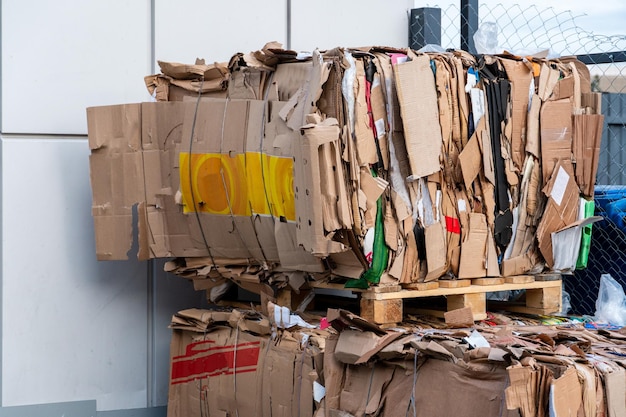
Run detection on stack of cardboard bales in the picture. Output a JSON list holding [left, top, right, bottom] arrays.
[[167, 306, 626, 417], [87, 43, 603, 293]]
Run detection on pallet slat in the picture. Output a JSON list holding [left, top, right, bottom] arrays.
[[361, 279, 562, 300], [279, 276, 563, 325]]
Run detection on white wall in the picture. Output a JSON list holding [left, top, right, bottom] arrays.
[[1, 0, 152, 135], [291, 0, 414, 51], [0, 0, 410, 414], [154, 0, 288, 65]]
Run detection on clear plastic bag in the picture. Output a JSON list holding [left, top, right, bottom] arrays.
[[594, 274, 626, 326], [560, 288, 571, 315], [473, 22, 500, 54]]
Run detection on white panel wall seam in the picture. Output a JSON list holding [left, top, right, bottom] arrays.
[[147, 0, 158, 409], [0, 0, 4, 407], [1, 133, 87, 140]]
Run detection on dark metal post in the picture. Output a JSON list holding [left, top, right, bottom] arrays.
[[409, 8, 441, 50], [461, 0, 478, 53]]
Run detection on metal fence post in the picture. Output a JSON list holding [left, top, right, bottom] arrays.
[[461, 0, 478, 53], [409, 8, 441, 50]]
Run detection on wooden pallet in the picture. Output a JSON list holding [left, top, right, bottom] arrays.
[[307, 275, 562, 324]]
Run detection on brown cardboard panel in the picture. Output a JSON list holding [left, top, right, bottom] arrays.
[[538, 63, 561, 101], [480, 126, 496, 186], [506, 365, 539, 417], [526, 94, 541, 158], [486, 231, 502, 277], [459, 122, 483, 191], [168, 326, 266, 417], [501, 253, 535, 277], [550, 75, 575, 101], [275, 221, 324, 272], [458, 213, 488, 279], [339, 362, 394, 417], [141, 101, 193, 258], [272, 61, 314, 101], [360, 168, 388, 229], [536, 163, 579, 268], [424, 222, 447, 281], [410, 358, 517, 417], [603, 367, 626, 417], [540, 99, 573, 187], [550, 367, 582, 417], [279, 51, 331, 131], [370, 70, 390, 169], [354, 59, 378, 165], [573, 114, 604, 198], [393, 54, 442, 179], [87, 103, 145, 260], [295, 117, 347, 256], [334, 330, 380, 365]]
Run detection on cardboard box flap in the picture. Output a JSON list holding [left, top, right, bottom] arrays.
[[327, 308, 386, 336], [87, 103, 142, 151], [87, 103, 147, 260], [334, 329, 403, 365], [294, 118, 347, 256], [158, 60, 229, 81], [279, 50, 331, 131], [549, 367, 582, 417], [459, 118, 484, 191]]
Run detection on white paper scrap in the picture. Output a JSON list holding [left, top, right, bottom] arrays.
[[552, 166, 569, 206], [464, 329, 490, 349], [313, 381, 326, 403]]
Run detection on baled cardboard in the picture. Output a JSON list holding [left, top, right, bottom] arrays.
[[88, 97, 323, 269], [168, 309, 320, 417], [89, 47, 600, 289], [168, 325, 266, 417]]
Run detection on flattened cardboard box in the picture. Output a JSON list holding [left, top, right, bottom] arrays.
[[87, 99, 321, 271], [168, 320, 317, 417]]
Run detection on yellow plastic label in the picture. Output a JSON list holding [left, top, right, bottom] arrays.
[[179, 152, 295, 221]]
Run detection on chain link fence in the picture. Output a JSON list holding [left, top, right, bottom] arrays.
[[411, 2, 626, 315]]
